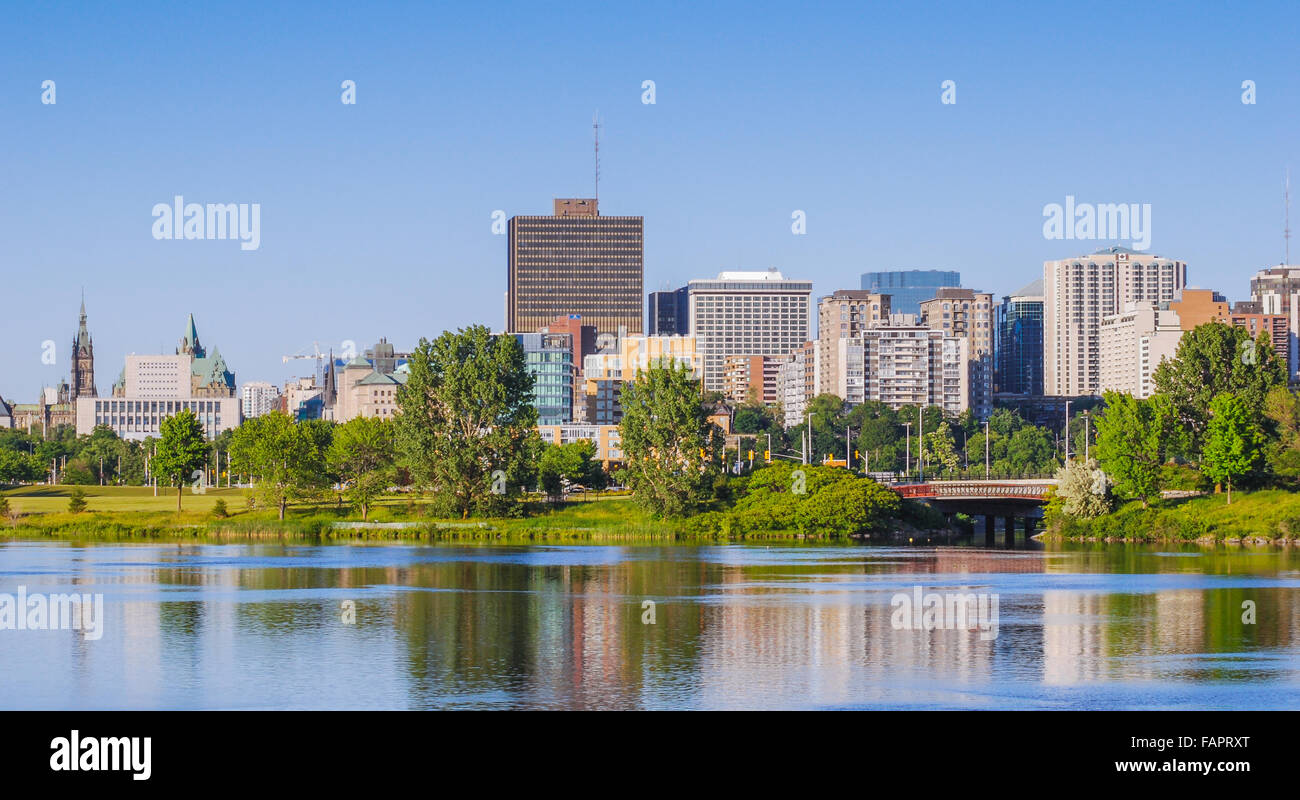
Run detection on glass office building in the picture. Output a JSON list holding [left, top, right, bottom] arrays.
[[996, 278, 1044, 395], [860, 269, 961, 317], [513, 332, 575, 424]]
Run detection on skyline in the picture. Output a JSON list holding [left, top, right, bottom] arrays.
[[3, 0, 1300, 394]]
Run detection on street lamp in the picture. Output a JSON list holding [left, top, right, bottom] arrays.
[[984, 419, 990, 479], [903, 422, 912, 478], [804, 412, 816, 465], [1064, 399, 1072, 463]]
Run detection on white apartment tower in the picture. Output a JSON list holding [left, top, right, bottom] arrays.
[[1098, 302, 1185, 399], [688, 269, 813, 394], [1044, 246, 1187, 396]]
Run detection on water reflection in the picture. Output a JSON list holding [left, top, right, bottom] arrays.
[[0, 540, 1298, 709]]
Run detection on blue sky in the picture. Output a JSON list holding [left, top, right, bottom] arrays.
[[2, 0, 1299, 397]]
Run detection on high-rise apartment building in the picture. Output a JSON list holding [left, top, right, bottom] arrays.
[[996, 279, 1044, 395], [779, 341, 815, 427], [854, 324, 969, 414], [647, 286, 690, 335], [1043, 247, 1187, 396], [241, 381, 281, 418], [688, 269, 812, 394], [919, 288, 994, 418], [815, 290, 890, 397], [860, 269, 961, 317], [506, 198, 643, 336], [1098, 302, 1185, 399], [722, 355, 788, 405], [1248, 266, 1300, 378]]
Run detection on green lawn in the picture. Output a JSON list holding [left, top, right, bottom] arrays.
[[1049, 488, 1300, 542]]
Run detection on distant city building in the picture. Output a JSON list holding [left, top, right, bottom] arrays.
[[779, 343, 814, 428], [648, 286, 691, 335], [1248, 266, 1300, 378], [688, 269, 812, 394], [1098, 302, 1184, 399], [241, 381, 281, 418], [507, 198, 644, 336], [536, 423, 624, 467], [579, 332, 700, 425], [1167, 288, 1231, 329], [919, 287, 994, 418], [722, 354, 788, 405], [70, 297, 97, 402], [816, 290, 891, 398], [1043, 247, 1187, 396], [996, 279, 1045, 396], [0, 394, 12, 429], [77, 315, 240, 440], [855, 323, 969, 413], [860, 269, 961, 317], [514, 332, 574, 425]]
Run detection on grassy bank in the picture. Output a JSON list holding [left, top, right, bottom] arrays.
[[1043, 489, 1300, 544], [0, 484, 951, 544]]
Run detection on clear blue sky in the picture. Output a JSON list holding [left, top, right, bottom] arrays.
[[2, 0, 1298, 398]]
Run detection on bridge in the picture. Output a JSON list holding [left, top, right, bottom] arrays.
[[889, 479, 1057, 543]]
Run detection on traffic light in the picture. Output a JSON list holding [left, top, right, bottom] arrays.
[[699, 448, 705, 460], [854, 449, 860, 459], [748, 449, 754, 461], [764, 450, 771, 462]]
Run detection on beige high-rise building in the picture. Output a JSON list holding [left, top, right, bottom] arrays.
[[1098, 302, 1185, 399], [506, 198, 644, 336], [852, 324, 969, 413], [816, 290, 890, 396], [1043, 246, 1187, 396], [722, 355, 788, 405], [918, 288, 993, 418]]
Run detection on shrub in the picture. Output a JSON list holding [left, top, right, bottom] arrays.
[[212, 499, 229, 518], [67, 488, 88, 514]]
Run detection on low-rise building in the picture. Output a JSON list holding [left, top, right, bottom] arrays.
[[536, 423, 624, 467]]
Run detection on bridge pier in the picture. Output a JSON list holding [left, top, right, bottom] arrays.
[[984, 515, 996, 546], [1024, 516, 1036, 539], [1004, 516, 1018, 545]]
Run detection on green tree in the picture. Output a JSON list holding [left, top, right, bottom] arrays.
[[1262, 385, 1300, 486], [616, 361, 722, 517], [1152, 322, 1286, 453], [153, 409, 210, 512], [328, 416, 396, 521], [67, 487, 88, 513], [537, 440, 598, 501], [1093, 392, 1173, 507], [923, 422, 961, 474], [1201, 393, 1263, 504], [395, 325, 539, 518], [0, 494, 10, 517], [229, 411, 329, 520]]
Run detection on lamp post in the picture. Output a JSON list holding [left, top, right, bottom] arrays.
[[804, 412, 816, 465], [918, 407, 925, 482], [984, 420, 990, 479], [1084, 410, 1090, 461], [903, 422, 912, 479], [1064, 400, 1072, 463]]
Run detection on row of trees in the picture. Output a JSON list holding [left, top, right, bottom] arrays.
[[1060, 321, 1292, 514]]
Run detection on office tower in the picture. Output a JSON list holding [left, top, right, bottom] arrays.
[[815, 290, 891, 397], [860, 269, 961, 317], [648, 286, 691, 335], [240, 381, 281, 418], [1248, 265, 1300, 378], [506, 198, 643, 336], [852, 323, 969, 413], [1098, 303, 1185, 399], [513, 332, 575, 425], [688, 269, 813, 394], [918, 288, 994, 418], [996, 279, 1045, 396], [1043, 246, 1187, 396]]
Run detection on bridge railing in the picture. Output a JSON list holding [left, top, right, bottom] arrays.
[[892, 480, 1056, 500]]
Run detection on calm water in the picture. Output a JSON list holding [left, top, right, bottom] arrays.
[[1, 537, 1299, 709]]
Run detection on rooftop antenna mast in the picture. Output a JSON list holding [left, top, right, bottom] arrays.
[[593, 111, 601, 208], [1286, 168, 1292, 265]]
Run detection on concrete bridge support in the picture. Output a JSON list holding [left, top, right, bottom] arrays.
[[984, 515, 996, 546], [1004, 516, 1017, 545]]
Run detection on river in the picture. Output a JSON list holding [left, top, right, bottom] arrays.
[[1, 538, 1298, 709]]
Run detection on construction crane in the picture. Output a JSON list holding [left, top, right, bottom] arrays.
[[282, 342, 328, 383]]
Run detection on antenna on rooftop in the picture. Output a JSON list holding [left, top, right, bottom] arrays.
[[1286, 167, 1292, 266], [593, 111, 601, 207]]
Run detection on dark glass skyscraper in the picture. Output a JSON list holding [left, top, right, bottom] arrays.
[[860, 269, 960, 317], [996, 278, 1044, 395], [647, 286, 690, 335]]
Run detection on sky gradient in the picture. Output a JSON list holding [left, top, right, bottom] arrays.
[[3, 0, 1299, 397]]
